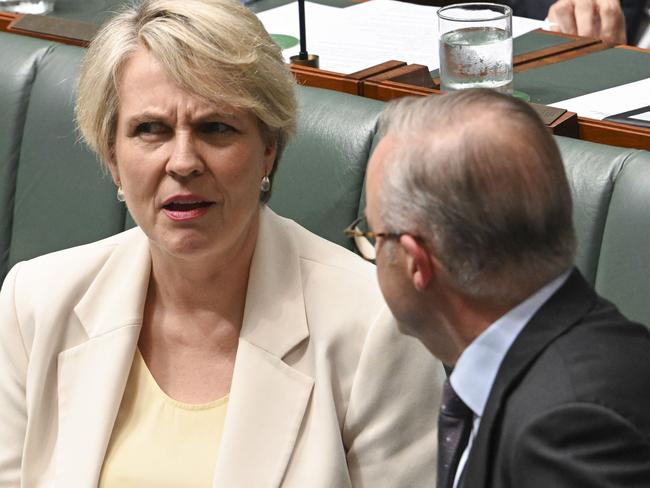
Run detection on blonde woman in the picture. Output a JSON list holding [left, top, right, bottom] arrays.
[[0, 0, 443, 486]]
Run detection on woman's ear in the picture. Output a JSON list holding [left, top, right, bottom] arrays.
[[263, 140, 277, 176], [106, 154, 121, 187]]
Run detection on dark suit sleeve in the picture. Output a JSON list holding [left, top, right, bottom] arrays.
[[510, 402, 650, 487], [410, 0, 646, 39], [621, 0, 646, 42], [509, 0, 646, 41]]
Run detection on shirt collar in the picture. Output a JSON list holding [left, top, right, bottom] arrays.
[[450, 269, 571, 418]]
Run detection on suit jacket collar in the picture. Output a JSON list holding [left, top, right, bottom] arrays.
[[55, 208, 313, 487], [462, 269, 598, 488]]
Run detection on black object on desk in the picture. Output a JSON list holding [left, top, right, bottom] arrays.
[[289, 0, 319, 68], [606, 105, 650, 129]]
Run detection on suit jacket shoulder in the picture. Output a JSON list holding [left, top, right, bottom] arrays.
[[464, 270, 650, 488], [4, 228, 149, 351]]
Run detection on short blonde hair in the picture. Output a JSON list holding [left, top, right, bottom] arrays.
[[76, 0, 297, 170]]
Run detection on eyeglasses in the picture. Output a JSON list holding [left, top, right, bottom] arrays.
[[344, 216, 403, 262]]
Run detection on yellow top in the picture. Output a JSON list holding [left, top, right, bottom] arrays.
[[99, 349, 229, 487]]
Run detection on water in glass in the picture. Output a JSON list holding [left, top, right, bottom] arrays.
[[440, 26, 513, 94], [0, 0, 54, 14]]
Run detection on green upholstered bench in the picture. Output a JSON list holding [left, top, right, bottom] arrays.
[[1, 31, 649, 328]]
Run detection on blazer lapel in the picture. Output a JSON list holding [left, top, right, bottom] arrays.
[[463, 270, 598, 488], [54, 229, 151, 487], [213, 208, 313, 488]]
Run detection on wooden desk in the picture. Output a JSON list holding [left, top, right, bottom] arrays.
[[292, 28, 650, 151], [1, 11, 648, 150], [0, 12, 95, 46]]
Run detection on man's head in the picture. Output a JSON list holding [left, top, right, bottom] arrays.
[[366, 89, 576, 354]]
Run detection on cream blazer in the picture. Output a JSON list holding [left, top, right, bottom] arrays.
[[0, 207, 444, 488]]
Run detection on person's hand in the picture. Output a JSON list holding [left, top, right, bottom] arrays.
[[547, 0, 626, 44]]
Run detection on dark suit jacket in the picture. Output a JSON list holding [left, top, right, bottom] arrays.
[[461, 269, 650, 488]]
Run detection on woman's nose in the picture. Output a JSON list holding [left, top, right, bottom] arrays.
[[166, 133, 204, 178]]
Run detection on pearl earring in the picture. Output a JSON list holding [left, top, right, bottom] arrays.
[[260, 175, 271, 192], [117, 187, 126, 202]]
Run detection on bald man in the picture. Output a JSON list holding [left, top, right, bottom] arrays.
[[360, 90, 650, 488]]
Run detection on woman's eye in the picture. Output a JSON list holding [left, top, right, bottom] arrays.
[[199, 122, 234, 134], [135, 122, 168, 135]]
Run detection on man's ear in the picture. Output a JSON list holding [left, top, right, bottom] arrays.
[[399, 234, 433, 292]]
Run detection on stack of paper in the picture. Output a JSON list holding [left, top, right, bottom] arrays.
[[257, 0, 546, 74], [549, 78, 650, 120]]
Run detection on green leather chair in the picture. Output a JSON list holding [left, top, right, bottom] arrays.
[[1, 30, 649, 328]]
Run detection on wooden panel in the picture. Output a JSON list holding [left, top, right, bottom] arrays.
[[0, 11, 18, 31], [514, 29, 604, 70], [360, 78, 579, 137], [290, 64, 361, 95], [615, 44, 650, 54], [362, 79, 440, 101], [578, 118, 650, 151], [0, 11, 90, 47], [548, 110, 580, 138], [515, 41, 609, 73], [347, 60, 407, 80], [363, 79, 579, 137], [364, 64, 435, 88], [11, 14, 97, 43]]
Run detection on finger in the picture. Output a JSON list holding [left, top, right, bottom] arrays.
[[548, 0, 578, 35], [598, 0, 626, 44], [574, 0, 599, 38]]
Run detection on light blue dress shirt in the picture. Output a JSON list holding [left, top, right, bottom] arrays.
[[449, 269, 571, 488]]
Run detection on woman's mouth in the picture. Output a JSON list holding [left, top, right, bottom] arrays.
[[162, 198, 214, 221]]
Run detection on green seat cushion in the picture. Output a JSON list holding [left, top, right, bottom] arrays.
[[0, 33, 55, 278], [9, 43, 125, 269], [596, 152, 650, 327], [269, 86, 384, 250], [556, 136, 632, 285]]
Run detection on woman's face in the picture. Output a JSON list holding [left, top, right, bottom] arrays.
[[110, 47, 276, 264]]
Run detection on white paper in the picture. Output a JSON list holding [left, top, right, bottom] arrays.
[[256, 2, 341, 44], [549, 78, 650, 119], [257, 0, 546, 74], [631, 111, 650, 122]]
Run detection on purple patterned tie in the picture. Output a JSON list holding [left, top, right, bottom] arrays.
[[437, 379, 473, 488]]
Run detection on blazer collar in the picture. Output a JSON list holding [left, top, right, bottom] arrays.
[[213, 207, 313, 487], [73, 227, 151, 338], [239, 206, 309, 358], [463, 269, 598, 488], [56, 228, 151, 486]]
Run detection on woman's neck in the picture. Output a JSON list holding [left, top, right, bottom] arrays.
[[147, 212, 260, 317], [140, 229, 256, 358]]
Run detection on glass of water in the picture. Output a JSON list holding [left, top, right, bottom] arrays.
[[0, 0, 54, 14], [438, 3, 513, 95]]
